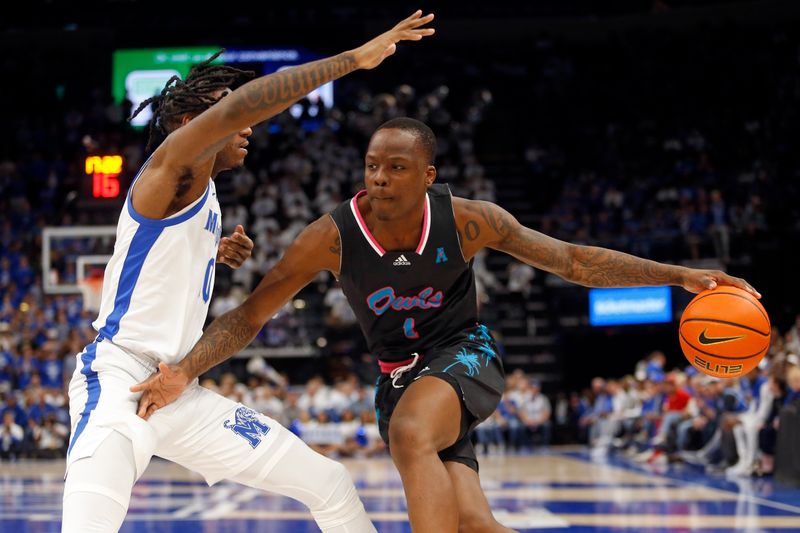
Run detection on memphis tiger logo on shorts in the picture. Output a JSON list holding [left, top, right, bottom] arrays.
[[223, 406, 271, 448]]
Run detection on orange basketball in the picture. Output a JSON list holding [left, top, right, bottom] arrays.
[[679, 286, 770, 379]]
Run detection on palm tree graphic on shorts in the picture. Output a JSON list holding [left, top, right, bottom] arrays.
[[444, 348, 482, 376], [469, 324, 492, 343], [444, 326, 498, 376]]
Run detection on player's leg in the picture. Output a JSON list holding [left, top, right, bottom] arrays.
[[62, 430, 137, 533], [232, 425, 376, 533], [444, 460, 516, 533], [388, 375, 463, 532], [62, 341, 155, 532], [153, 385, 375, 533]]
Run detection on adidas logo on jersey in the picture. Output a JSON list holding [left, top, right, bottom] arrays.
[[393, 254, 411, 267]]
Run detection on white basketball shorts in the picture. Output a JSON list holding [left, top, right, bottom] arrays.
[[66, 338, 286, 485]]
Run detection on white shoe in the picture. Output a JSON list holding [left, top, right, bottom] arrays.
[[679, 450, 707, 465], [725, 462, 752, 478], [633, 449, 655, 463]]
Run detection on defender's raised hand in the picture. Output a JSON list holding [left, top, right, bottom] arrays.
[[352, 10, 435, 70]]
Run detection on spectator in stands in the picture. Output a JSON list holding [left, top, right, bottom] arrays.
[[474, 408, 507, 454], [635, 374, 693, 465], [0, 411, 23, 460], [725, 368, 774, 477], [507, 262, 536, 298], [785, 314, 800, 356], [775, 365, 800, 485], [756, 371, 787, 476], [708, 189, 730, 264], [32, 412, 68, 459], [583, 377, 614, 449], [518, 379, 552, 447], [298, 376, 331, 418]]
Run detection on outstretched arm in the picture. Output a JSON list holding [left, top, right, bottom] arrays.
[[130, 215, 342, 418], [166, 9, 435, 167], [453, 197, 760, 297], [133, 10, 435, 218]]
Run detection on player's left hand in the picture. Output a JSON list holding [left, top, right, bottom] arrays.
[[217, 224, 253, 268], [681, 268, 761, 298], [352, 10, 435, 70], [130, 363, 190, 420]]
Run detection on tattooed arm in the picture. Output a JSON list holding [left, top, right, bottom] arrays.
[[452, 197, 760, 296], [133, 10, 435, 218], [130, 215, 342, 418]]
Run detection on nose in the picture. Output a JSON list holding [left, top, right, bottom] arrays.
[[372, 169, 388, 188], [240, 127, 253, 138]]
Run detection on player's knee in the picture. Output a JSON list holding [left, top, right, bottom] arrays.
[[316, 457, 352, 499], [388, 415, 438, 461]]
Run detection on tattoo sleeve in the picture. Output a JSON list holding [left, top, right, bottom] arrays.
[[178, 306, 261, 380], [224, 54, 358, 128], [481, 201, 686, 288], [564, 246, 686, 287]]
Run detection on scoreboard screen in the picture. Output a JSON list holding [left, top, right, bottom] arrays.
[[113, 48, 222, 127], [113, 47, 334, 129]]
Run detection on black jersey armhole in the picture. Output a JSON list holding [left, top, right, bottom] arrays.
[[443, 184, 469, 264], [327, 213, 344, 278]]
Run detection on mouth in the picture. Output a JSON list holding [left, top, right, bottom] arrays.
[[237, 143, 249, 156]]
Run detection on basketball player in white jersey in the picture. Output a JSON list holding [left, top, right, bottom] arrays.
[[62, 11, 435, 532]]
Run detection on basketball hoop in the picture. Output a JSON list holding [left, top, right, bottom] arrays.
[[78, 269, 104, 313]]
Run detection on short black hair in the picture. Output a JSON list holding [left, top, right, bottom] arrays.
[[129, 49, 254, 151], [374, 117, 437, 165]]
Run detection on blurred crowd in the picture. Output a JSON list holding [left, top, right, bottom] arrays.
[[2, 16, 800, 481], [554, 316, 800, 480]]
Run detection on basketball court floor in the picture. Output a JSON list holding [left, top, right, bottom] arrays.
[[3, 447, 800, 532]]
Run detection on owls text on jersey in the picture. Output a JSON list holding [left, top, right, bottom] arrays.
[[91, 164, 222, 365]]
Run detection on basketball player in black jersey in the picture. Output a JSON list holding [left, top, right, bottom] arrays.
[[132, 118, 760, 532]]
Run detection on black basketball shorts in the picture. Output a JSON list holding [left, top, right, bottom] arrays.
[[374, 324, 506, 472]]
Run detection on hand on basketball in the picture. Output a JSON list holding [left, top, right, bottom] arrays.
[[217, 225, 253, 269], [681, 269, 761, 299], [352, 10, 435, 70], [130, 363, 190, 420]]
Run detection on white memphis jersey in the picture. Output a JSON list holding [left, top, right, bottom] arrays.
[[92, 166, 222, 365]]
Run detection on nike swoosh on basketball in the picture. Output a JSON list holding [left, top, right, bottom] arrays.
[[698, 329, 745, 345]]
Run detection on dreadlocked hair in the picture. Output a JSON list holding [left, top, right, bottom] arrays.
[[129, 49, 255, 151]]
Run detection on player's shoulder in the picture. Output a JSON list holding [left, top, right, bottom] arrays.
[[299, 214, 339, 245], [450, 195, 483, 218], [428, 183, 452, 197], [280, 215, 340, 273]]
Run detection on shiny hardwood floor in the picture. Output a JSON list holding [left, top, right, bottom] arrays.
[[2, 447, 800, 532]]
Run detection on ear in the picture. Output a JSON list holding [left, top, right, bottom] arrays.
[[425, 165, 437, 187], [180, 113, 194, 127]]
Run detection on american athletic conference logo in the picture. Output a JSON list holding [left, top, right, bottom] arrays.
[[224, 406, 271, 448]]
